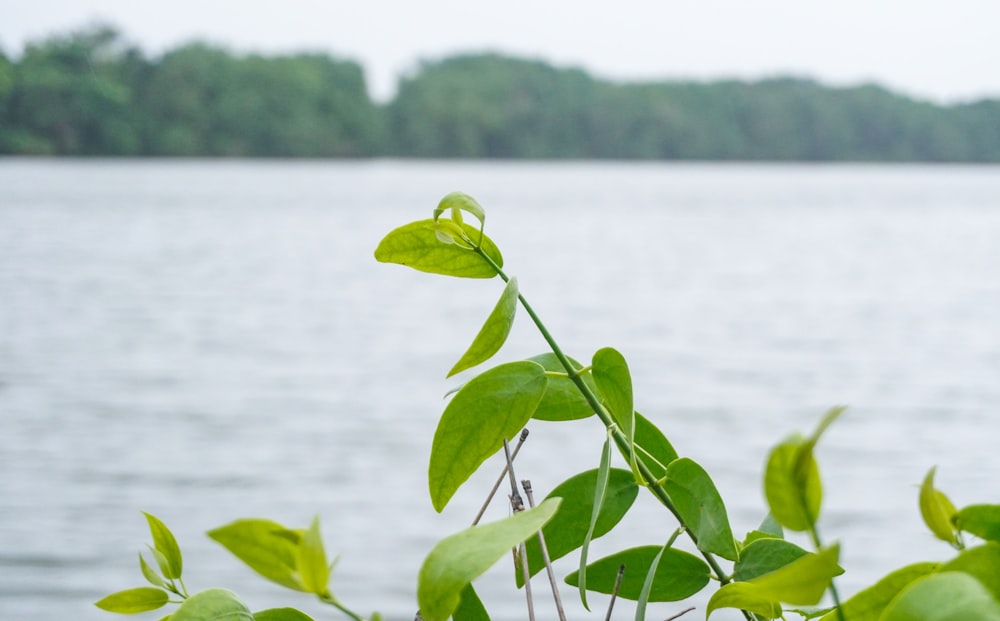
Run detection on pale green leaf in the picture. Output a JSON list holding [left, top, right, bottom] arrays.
[[733, 538, 811, 582], [253, 609, 316, 621], [143, 513, 183, 580], [707, 582, 782, 619], [526, 353, 597, 421], [297, 516, 330, 597], [662, 458, 738, 561], [817, 562, 938, 621], [417, 499, 561, 621], [957, 505, 1000, 543], [95, 587, 169, 614], [879, 572, 1000, 621], [434, 192, 486, 233], [746, 544, 844, 605], [374, 219, 502, 278], [636, 543, 667, 621], [448, 277, 518, 377], [940, 542, 1000, 601], [429, 361, 547, 512], [577, 435, 612, 610], [565, 545, 710, 602], [764, 436, 821, 532], [519, 468, 638, 586], [140, 553, 167, 588], [170, 588, 253, 621], [207, 519, 304, 592], [919, 467, 959, 545]]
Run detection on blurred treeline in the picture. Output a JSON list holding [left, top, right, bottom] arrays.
[[2, 25, 999, 160]]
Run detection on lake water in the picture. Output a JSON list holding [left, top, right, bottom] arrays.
[[1, 159, 998, 621]]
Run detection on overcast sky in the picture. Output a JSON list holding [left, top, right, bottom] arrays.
[[3, 0, 999, 103]]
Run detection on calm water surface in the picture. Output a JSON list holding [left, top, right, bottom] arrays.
[[1, 160, 999, 620]]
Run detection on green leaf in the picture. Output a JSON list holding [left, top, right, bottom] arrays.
[[565, 545, 711, 602], [919, 466, 959, 546], [253, 609, 316, 621], [526, 353, 597, 421], [374, 219, 502, 279], [817, 562, 938, 621], [207, 519, 304, 592], [880, 572, 1000, 621], [957, 505, 1000, 543], [707, 583, 782, 619], [764, 436, 821, 532], [592, 347, 634, 438], [662, 458, 738, 561], [95, 587, 169, 614], [417, 499, 561, 621], [143, 513, 183, 580], [452, 584, 490, 621], [297, 516, 330, 597], [636, 543, 668, 621], [940, 542, 1000, 601], [429, 361, 547, 512], [140, 553, 167, 588], [577, 434, 612, 610], [633, 412, 678, 479], [518, 468, 639, 586], [747, 544, 844, 605], [434, 192, 486, 234], [448, 277, 519, 377], [171, 588, 253, 621], [733, 538, 811, 582]]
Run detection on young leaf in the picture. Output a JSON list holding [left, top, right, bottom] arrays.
[[879, 572, 1000, 621], [633, 412, 678, 479], [448, 277, 519, 377], [577, 434, 612, 610], [733, 538, 811, 582], [374, 219, 502, 279], [170, 588, 253, 621], [565, 545, 711, 602], [707, 582, 782, 619], [919, 466, 959, 546], [591, 347, 634, 439], [518, 468, 639, 585], [526, 353, 597, 421], [434, 192, 486, 235], [956, 505, 1000, 543], [429, 361, 547, 512], [763, 435, 821, 532], [417, 499, 561, 621], [297, 516, 330, 597], [939, 542, 1000, 600], [744, 544, 844, 605], [139, 553, 167, 588], [253, 609, 316, 621], [143, 513, 183, 580], [662, 458, 739, 561], [452, 584, 490, 621], [816, 562, 938, 621], [95, 587, 169, 614], [636, 543, 667, 621], [207, 519, 304, 592]]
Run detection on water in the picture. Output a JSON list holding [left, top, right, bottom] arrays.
[[1, 159, 998, 621]]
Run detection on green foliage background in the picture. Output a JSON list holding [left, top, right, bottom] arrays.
[[3, 24, 1000, 160]]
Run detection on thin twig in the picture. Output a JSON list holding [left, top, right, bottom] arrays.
[[472, 429, 529, 525], [522, 479, 567, 621], [604, 564, 625, 621], [502, 439, 533, 621], [503, 437, 524, 512], [663, 606, 696, 621]]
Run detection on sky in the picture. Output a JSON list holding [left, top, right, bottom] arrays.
[[3, 0, 999, 104]]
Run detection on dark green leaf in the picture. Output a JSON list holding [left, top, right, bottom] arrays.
[[143, 513, 183, 580], [207, 519, 304, 592], [526, 353, 597, 421], [429, 361, 547, 512], [170, 588, 253, 621], [957, 505, 1000, 543], [452, 584, 490, 621], [253, 609, 316, 621], [565, 545, 711, 602], [733, 538, 811, 582], [880, 572, 1000, 621], [374, 219, 502, 278], [95, 587, 169, 614], [940, 542, 1000, 601], [577, 435, 612, 610], [448, 277, 518, 377], [662, 458, 738, 561], [633, 412, 678, 479], [519, 468, 638, 586], [591, 347, 633, 438], [297, 516, 330, 597], [817, 562, 938, 621], [417, 499, 560, 621]]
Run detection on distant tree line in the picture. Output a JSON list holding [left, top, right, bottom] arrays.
[[2, 24, 999, 161]]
